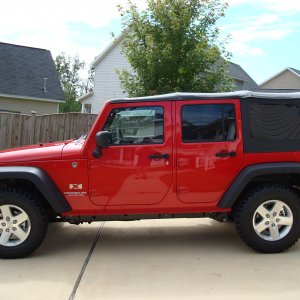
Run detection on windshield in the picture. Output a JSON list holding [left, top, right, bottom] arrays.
[[75, 133, 87, 144]]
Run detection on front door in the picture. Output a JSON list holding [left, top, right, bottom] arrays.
[[175, 99, 244, 204], [89, 101, 173, 206]]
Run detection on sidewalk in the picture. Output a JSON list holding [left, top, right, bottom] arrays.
[[1, 219, 300, 300]]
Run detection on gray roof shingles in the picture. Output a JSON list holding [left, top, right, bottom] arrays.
[[228, 62, 259, 91], [290, 67, 300, 77], [0, 42, 64, 101]]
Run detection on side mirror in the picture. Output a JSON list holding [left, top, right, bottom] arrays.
[[93, 131, 110, 158], [96, 131, 110, 148]]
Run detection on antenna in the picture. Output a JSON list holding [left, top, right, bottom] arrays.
[[43, 78, 48, 92]]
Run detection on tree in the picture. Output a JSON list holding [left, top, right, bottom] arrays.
[[117, 0, 232, 97], [55, 53, 94, 113], [81, 67, 95, 95]]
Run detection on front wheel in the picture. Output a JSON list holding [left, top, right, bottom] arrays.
[[0, 188, 48, 259], [234, 184, 300, 253]]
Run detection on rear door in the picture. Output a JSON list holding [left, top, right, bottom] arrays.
[[175, 99, 244, 204]]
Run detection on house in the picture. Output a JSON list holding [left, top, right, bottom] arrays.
[[0, 42, 64, 115], [78, 37, 259, 114], [260, 67, 300, 90]]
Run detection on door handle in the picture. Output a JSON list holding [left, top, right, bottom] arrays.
[[148, 153, 170, 160], [215, 151, 237, 158]]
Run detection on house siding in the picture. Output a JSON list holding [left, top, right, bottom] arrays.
[[81, 44, 132, 114], [261, 70, 300, 89], [0, 97, 59, 115]]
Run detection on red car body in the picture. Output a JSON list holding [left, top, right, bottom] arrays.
[[2, 91, 300, 257], [0, 96, 297, 218]]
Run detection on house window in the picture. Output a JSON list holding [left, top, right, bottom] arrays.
[[83, 104, 92, 114], [181, 104, 236, 143]]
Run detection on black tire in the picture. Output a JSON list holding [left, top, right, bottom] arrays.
[[234, 184, 300, 253], [0, 188, 48, 259]]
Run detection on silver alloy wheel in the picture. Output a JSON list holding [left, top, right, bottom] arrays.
[[252, 200, 293, 241], [0, 205, 31, 247]]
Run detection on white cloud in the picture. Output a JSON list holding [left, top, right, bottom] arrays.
[[231, 24, 293, 43], [260, 0, 300, 12], [227, 0, 300, 12], [227, 41, 266, 56], [222, 13, 299, 59], [0, 0, 147, 32], [0, 0, 147, 65], [265, 0, 300, 13], [1, 0, 298, 70]]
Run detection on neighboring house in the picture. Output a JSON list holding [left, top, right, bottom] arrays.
[[0, 42, 64, 115], [260, 67, 300, 90], [228, 62, 259, 91], [78, 37, 259, 114]]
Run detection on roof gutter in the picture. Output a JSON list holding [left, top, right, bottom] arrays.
[[76, 91, 93, 102], [0, 93, 64, 103]]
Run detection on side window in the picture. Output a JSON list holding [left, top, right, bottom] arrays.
[[181, 104, 236, 143], [103, 106, 164, 145]]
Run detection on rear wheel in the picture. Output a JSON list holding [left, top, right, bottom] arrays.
[[0, 188, 48, 259], [234, 184, 300, 253]]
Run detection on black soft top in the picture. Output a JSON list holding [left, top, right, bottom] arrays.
[[110, 91, 300, 103]]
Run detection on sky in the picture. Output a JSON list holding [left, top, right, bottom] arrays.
[[0, 0, 299, 84]]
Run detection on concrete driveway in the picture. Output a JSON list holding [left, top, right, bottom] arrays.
[[1, 219, 300, 300]]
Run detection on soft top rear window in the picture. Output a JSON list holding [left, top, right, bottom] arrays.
[[241, 98, 300, 153]]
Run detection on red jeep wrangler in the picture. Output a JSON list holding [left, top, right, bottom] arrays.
[[1, 91, 300, 258]]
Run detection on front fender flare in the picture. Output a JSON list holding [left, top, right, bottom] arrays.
[[218, 162, 300, 209], [0, 166, 71, 213]]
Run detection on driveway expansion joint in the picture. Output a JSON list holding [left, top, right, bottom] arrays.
[[68, 221, 105, 300]]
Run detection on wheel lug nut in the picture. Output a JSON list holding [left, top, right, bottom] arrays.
[[276, 218, 280, 222], [6, 217, 10, 221], [1, 223, 6, 227], [12, 227, 16, 231], [5, 228, 9, 232], [273, 213, 277, 217], [272, 223, 276, 227], [265, 221, 270, 225], [12, 220, 17, 224], [266, 214, 270, 218]]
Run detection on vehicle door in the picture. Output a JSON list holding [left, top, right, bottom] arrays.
[[89, 101, 173, 206], [175, 99, 244, 204]]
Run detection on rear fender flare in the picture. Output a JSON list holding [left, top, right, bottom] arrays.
[[218, 162, 300, 209]]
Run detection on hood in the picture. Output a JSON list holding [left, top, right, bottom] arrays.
[[0, 141, 69, 163]]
